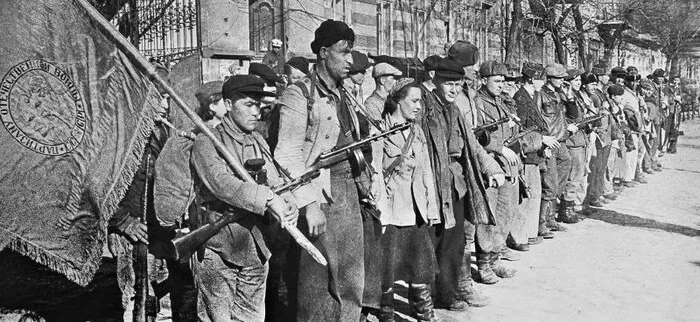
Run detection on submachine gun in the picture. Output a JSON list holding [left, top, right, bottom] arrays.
[[574, 114, 606, 129], [472, 116, 511, 146]]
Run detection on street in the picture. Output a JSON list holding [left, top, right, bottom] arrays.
[[405, 119, 700, 322]]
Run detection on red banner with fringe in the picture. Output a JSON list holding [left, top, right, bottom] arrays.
[[0, 0, 160, 286]]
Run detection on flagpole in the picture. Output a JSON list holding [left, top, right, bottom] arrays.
[[73, 0, 327, 267]]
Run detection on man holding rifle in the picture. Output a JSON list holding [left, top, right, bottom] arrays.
[[189, 75, 298, 321]]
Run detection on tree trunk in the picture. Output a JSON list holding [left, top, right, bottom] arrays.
[[551, 28, 567, 65], [505, 0, 523, 65], [573, 4, 587, 68]]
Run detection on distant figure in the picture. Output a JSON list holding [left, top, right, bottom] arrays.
[[262, 38, 285, 75]]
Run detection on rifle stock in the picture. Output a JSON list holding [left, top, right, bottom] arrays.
[[575, 114, 605, 129], [168, 170, 321, 261], [472, 117, 511, 134]]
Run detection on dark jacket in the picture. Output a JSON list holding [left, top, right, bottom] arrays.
[[540, 85, 571, 142]]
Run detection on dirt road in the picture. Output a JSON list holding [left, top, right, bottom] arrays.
[[429, 120, 700, 322]]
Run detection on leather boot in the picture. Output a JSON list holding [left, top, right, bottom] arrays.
[[546, 201, 567, 231], [378, 288, 395, 322], [558, 200, 584, 224], [538, 200, 554, 239], [476, 252, 499, 284], [490, 253, 516, 279], [408, 284, 440, 321], [455, 274, 491, 307]]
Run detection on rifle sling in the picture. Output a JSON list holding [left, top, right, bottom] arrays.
[[383, 125, 416, 179]]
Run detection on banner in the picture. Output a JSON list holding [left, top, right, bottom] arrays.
[[0, 0, 160, 286]]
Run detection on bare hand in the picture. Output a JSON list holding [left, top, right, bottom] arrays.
[[118, 216, 148, 244], [567, 123, 579, 133], [544, 147, 553, 158], [281, 193, 299, 227], [501, 146, 520, 166], [489, 173, 506, 188], [304, 202, 326, 237], [542, 135, 560, 149], [267, 194, 296, 229]]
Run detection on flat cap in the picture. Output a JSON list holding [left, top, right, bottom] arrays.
[[195, 81, 224, 106], [349, 51, 370, 73], [285, 56, 310, 75], [581, 72, 598, 85], [565, 68, 584, 81], [639, 78, 654, 90], [423, 55, 443, 71], [607, 84, 625, 96], [448, 40, 479, 67], [373, 63, 402, 78], [434, 58, 465, 80], [522, 62, 545, 79], [310, 19, 355, 54], [652, 68, 667, 78], [545, 63, 567, 78], [223, 75, 277, 99], [480, 61, 508, 78], [249, 62, 282, 85]]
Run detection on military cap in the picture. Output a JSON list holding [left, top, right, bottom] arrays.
[[480, 61, 508, 78], [611, 66, 627, 78], [195, 81, 224, 106], [626, 66, 641, 81], [434, 58, 465, 80], [652, 69, 667, 78], [349, 51, 370, 74], [607, 84, 625, 96], [522, 62, 545, 79], [248, 62, 282, 85], [373, 63, 402, 78], [310, 19, 355, 54], [222, 75, 277, 99], [448, 40, 479, 67], [581, 72, 598, 85], [271, 38, 283, 48], [639, 78, 654, 90], [423, 55, 443, 71], [285, 56, 310, 75], [545, 63, 567, 78], [504, 63, 522, 80], [564, 68, 584, 81]]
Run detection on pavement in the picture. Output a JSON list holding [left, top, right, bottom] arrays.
[[397, 119, 700, 322]]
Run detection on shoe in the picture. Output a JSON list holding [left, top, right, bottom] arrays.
[[622, 181, 638, 188], [589, 199, 605, 208], [604, 193, 618, 200], [538, 200, 555, 239], [409, 284, 441, 320], [508, 243, 530, 252], [499, 248, 521, 261], [528, 236, 544, 244], [634, 176, 648, 184], [644, 168, 654, 174], [557, 200, 584, 224], [433, 299, 468, 313], [491, 254, 516, 279], [455, 278, 491, 307], [477, 253, 500, 284]]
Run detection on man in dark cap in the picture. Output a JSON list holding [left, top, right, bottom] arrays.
[[665, 74, 683, 153], [423, 55, 443, 80], [651, 69, 669, 155], [639, 78, 663, 173], [611, 67, 627, 86], [419, 57, 504, 313], [190, 75, 298, 321], [620, 66, 646, 186], [540, 63, 583, 228], [284, 56, 310, 85], [471, 61, 524, 284], [275, 19, 370, 322], [344, 50, 371, 103], [513, 62, 560, 242], [561, 68, 591, 214], [364, 62, 402, 121]]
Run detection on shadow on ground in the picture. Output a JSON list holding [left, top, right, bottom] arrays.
[[587, 208, 700, 237]]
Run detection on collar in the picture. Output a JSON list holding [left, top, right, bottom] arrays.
[[314, 63, 341, 98], [477, 86, 498, 106], [523, 84, 536, 97], [372, 87, 389, 101], [221, 117, 254, 145]]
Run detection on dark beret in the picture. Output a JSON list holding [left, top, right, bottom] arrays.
[[349, 50, 370, 73], [611, 67, 627, 78], [423, 55, 443, 71], [248, 62, 282, 85], [522, 62, 544, 79], [480, 61, 507, 78], [285, 56, 310, 75], [310, 19, 355, 54], [448, 40, 479, 67], [434, 58, 465, 80], [581, 72, 598, 85], [652, 69, 667, 78], [222, 75, 277, 99], [607, 84, 625, 96], [564, 68, 584, 81]]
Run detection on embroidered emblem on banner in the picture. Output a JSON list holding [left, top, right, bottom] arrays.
[[0, 59, 86, 155]]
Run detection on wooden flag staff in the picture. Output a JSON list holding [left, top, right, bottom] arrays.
[[74, 0, 327, 267]]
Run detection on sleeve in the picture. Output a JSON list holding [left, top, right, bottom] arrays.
[[191, 134, 270, 215], [274, 84, 318, 208], [418, 129, 440, 222]]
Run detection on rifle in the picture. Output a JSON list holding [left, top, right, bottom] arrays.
[[133, 154, 157, 322], [575, 114, 605, 129], [167, 169, 321, 261], [472, 116, 511, 134], [504, 128, 536, 153]]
